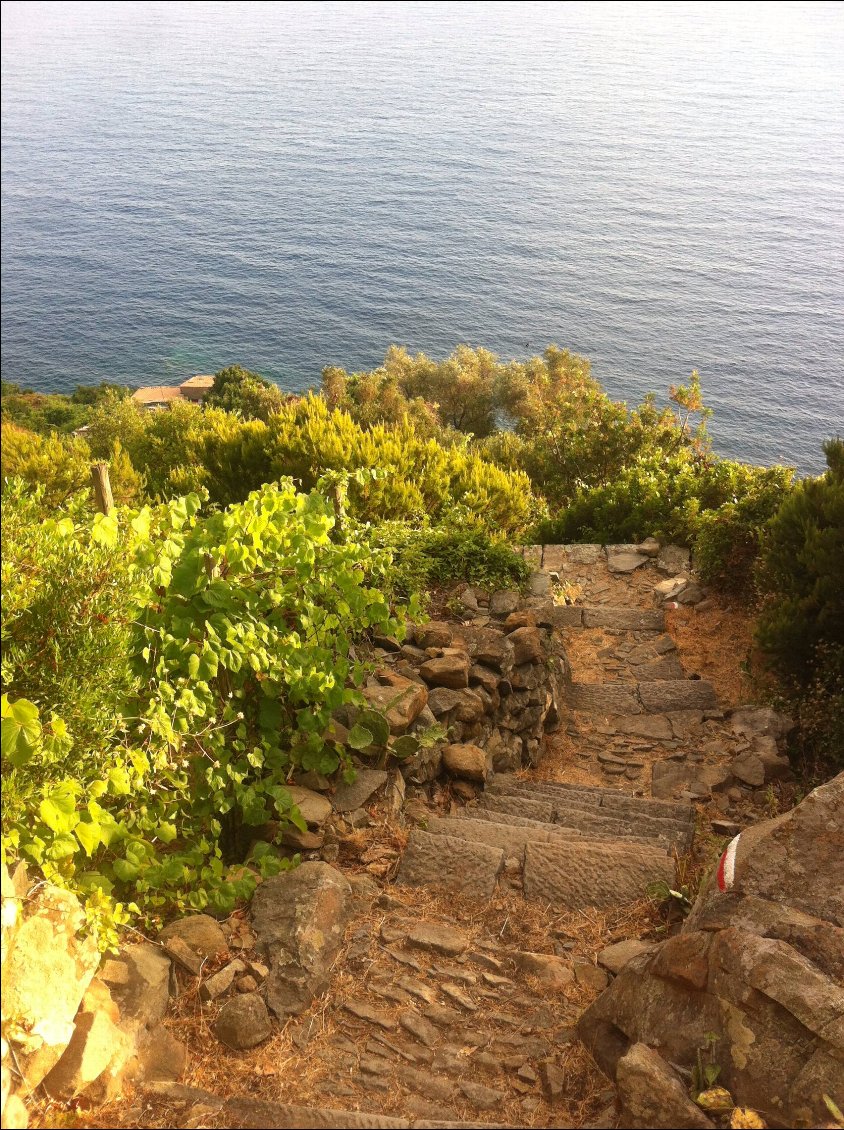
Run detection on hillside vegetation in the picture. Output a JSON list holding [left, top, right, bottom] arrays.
[[2, 347, 841, 943]]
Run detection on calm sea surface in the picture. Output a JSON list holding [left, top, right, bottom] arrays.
[[2, 2, 843, 471]]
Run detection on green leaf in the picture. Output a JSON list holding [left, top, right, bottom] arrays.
[[347, 724, 374, 750], [75, 821, 101, 857], [390, 735, 419, 760]]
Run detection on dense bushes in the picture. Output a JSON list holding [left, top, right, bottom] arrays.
[[83, 392, 541, 535], [754, 441, 844, 771], [365, 524, 531, 601], [1, 477, 412, 939]]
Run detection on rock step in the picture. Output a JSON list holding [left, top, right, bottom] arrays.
[[427, 815, 659, 854], [484, 784, 691, 836], [397, 830, 504, 898], [474, 794, 692, 851], [568, 678, 718, 715], [523, 839, 675, 911], [145, 1085, 511, 1128], [580, 607, 666, 632], [489, 775, 694, 824]]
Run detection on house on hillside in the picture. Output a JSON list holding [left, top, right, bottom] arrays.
[[131, 375, 215, 410]]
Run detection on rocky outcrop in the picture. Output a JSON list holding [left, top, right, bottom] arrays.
[[578, 773, 844, 1129]]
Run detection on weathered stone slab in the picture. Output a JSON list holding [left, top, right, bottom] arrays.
[[568, 683, 642, 715], [607, 552, 649, 574], [582, 607, 666, 631], [611, 713, 673, 741], [636, 654, 685, 681], [638, 680, 717, 713], [520, 545, 543, 568], [397, 830, 504, 899], [476, 792, 556, 824], [494, 777, 694, 825], [523, 840, 674, 910], [426, 816, 579, 853], [533, 602, 584, 628], [616, 1043, 715, 1129]]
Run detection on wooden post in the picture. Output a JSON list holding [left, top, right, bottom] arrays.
[[90, 462, 114, 515]]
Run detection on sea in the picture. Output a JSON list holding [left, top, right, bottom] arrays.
[[2, 1, 843, 473]]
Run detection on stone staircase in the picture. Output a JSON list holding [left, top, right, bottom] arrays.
[[399, 775, 690, 910], [399, 542, 714, 912], [139, 542, 726, 1130]]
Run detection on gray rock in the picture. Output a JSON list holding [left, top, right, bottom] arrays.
[[109, 943, 172, 1033], [199, 959, 246, 1001], [398, 830, 504, 899], [285, 785, 333, 827], [251, 862, 352, 1018], [213, 992, 272, 1050], [489, 590, 521, 617], [331, 769, 388, 813], [730, 705, 795, 740], [527, 572, 552, 597], [523, 840, 674, 910], [656, 545, 692, 575], [607, 552, 649, 574], [616, 1043, 715, 1129]]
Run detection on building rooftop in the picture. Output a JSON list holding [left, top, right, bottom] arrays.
[[131, 385, 184, 405], [180, 375, 215, 390]]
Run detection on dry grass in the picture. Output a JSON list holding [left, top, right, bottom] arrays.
[[665, 603, 761, 708]]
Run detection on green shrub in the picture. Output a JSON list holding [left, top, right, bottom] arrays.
[[1, 481, 147, 749], [1, 478, 413, 936], [366, 522, 531, 599], [755, 440, 844, 773]]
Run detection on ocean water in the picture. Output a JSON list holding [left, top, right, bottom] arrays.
[[2, 1, 843, 473]]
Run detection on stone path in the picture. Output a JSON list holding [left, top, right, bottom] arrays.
[[134, 542, 768, 1130]]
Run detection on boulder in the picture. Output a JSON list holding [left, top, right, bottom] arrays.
[[657, 545, 691, 575], [108, 943, 172, 1034], [158, 913, 227, 962], [418, 653, 470, 689], [133, 1025, 188, 1084], [414, 621, 453, 649], [3, 885, 100, 1089], [637, 537, 661, 557], [330, 768, 388, 813], [284, 786, 333, 827], [213, 993, 272, 1050], [508, 625, 544, 665], [362, 671, 428, 733], [616, 1043, 715, 1129], [489, 590, 521, 617], [597, 939, 659, 976], [730, 706, 795, 741], [251, 862, 352, 1018], [578, 773, 844, 1130], [441, 743, 492, 783]]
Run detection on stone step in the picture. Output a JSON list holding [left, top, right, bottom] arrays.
[[145, 1085, 513, 1128], [426, 815, 658, 854], [484, 786, 690, 837], [580, 607, 665, 632], [568, 678, 717, 715], [488, 775, 694, 824], [396, 830, 504, 898], [474, 793, 690, 851], [522, 839, 674, 911]]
